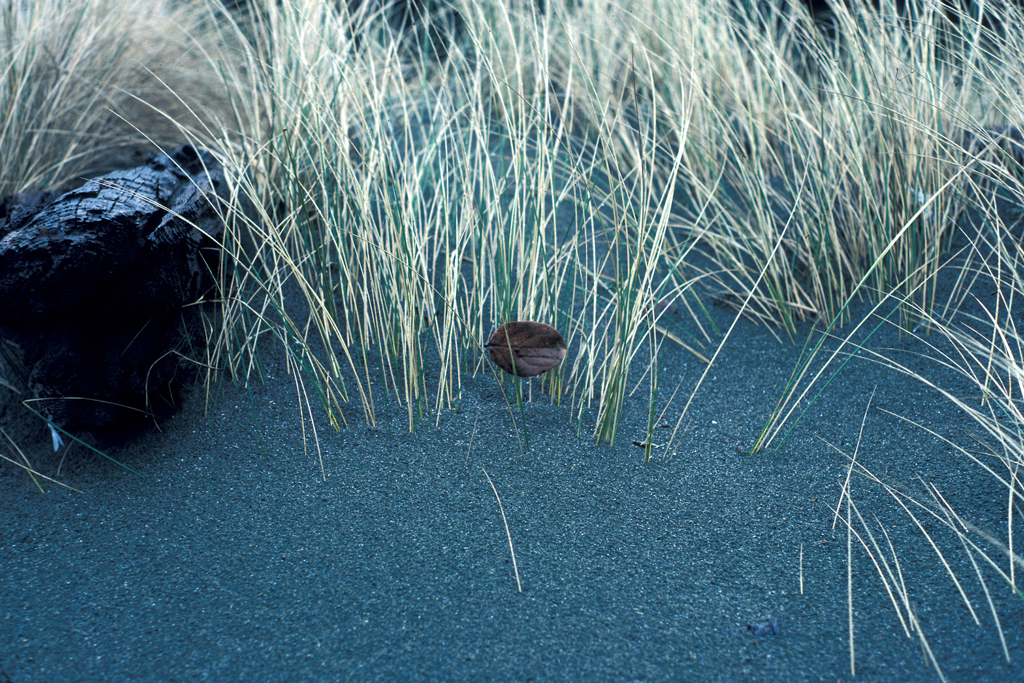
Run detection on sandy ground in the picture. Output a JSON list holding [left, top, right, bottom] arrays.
[[4, 234, 1024, 683]]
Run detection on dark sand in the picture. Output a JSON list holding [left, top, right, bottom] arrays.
[[4, 281, 1024, 682], [3, 175, 1024, 682]]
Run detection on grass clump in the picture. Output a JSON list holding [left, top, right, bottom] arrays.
[[0, 0, 235, 194]]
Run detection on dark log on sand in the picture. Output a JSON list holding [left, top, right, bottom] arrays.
[[0, 146, 229, 434]]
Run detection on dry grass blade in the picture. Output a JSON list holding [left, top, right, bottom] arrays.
[[486, 321, 567, 378], [481, 466, 522, 593]]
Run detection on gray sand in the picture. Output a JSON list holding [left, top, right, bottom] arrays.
[[3, 265, 1023, 682]]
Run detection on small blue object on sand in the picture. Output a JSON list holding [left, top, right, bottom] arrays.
[[48, 423, 64, 452]]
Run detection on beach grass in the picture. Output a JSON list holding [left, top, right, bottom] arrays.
[[3, 0, 1024, 678]]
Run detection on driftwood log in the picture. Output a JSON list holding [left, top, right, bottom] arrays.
[[0, 146, 229, 433]]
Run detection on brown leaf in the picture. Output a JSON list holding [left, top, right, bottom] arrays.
[[485, 321, 567, 378]]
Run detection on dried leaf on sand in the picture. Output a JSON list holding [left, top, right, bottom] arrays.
[[486, 322, 567, 377]]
